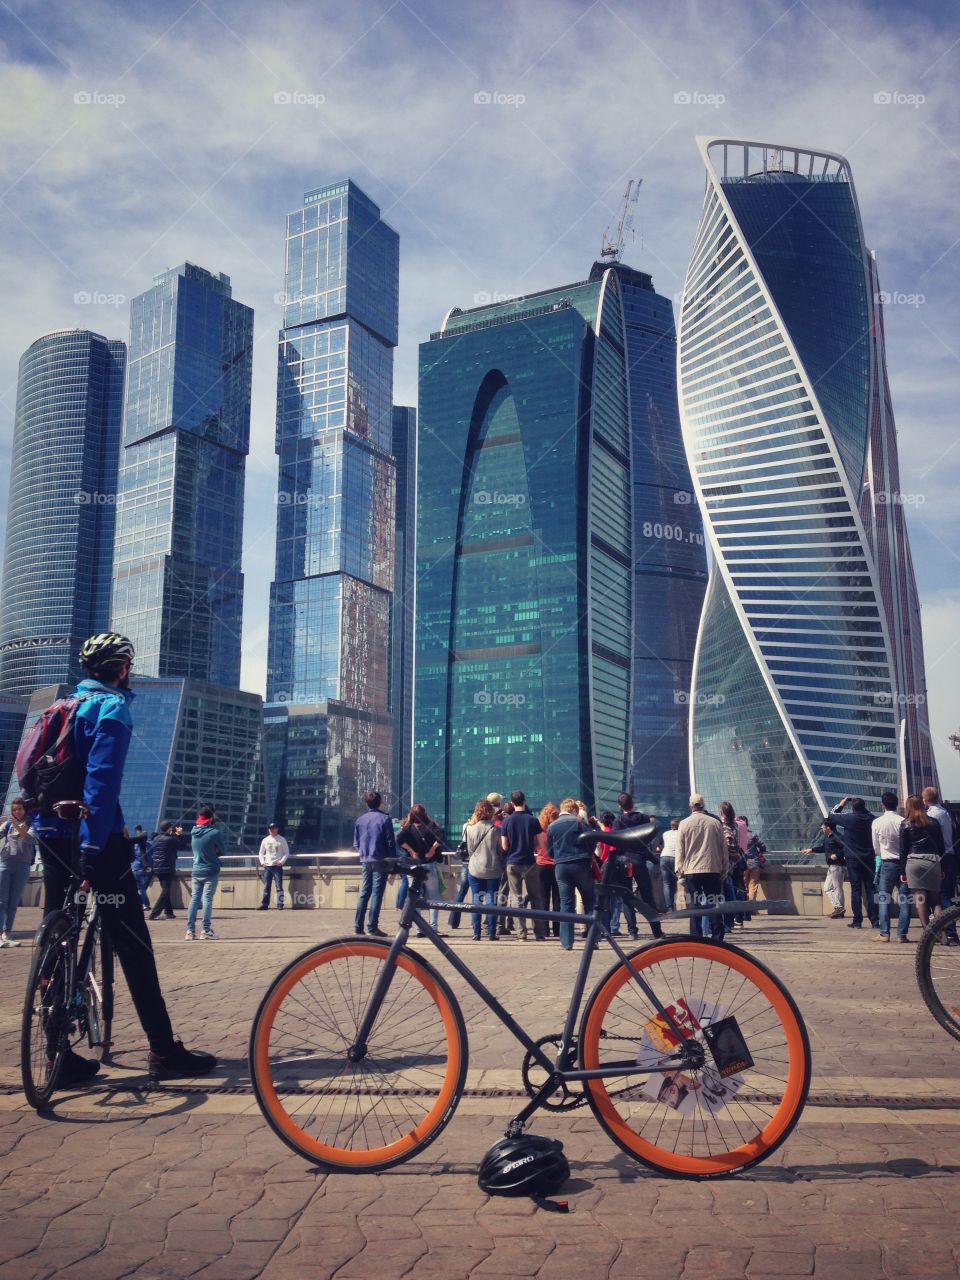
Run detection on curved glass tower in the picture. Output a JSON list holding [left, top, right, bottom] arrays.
[[0, 330, 125, 695], [415, 270, 632, 835], [678, 139, 899, 847]]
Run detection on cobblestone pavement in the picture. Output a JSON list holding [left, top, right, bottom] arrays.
[[2, 903, 960, 1279]]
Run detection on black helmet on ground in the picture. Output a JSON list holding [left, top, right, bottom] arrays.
[[477, 1134, 569, 1202]]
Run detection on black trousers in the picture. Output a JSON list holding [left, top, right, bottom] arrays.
[[846, 858, 878, 926], [149, 875, 177, 918], [41, 831, 175, 1055]]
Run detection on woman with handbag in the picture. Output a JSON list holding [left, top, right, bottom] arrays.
[[0, 797, 37, 946], [899, 793, 945, 930], [398, 804, 446, 937]]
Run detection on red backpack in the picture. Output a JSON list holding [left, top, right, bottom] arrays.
[[16, 695, 89, 811]]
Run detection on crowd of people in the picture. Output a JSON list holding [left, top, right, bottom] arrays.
[[802, 788, 958, 943], [350, 787, 770, 946]]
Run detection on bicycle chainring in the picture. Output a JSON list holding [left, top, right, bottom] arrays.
[[520, 1034, 586, 1111]]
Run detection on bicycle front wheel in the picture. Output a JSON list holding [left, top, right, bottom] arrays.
[[916, 903, 960, 1042], [579, 939, 810, 1178], [250, 938, 468, 1171], [21, 913, 75, 1110]]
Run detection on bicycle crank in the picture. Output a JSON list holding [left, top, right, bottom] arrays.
[[520, 1034, 586, 1112]]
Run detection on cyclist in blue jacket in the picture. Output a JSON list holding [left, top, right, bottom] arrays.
[[36, 634, 216, 1089]]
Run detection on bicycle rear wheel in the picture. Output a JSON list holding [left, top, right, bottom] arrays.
[[916, 903, 960, 1042], [579, 938, 810, 1178], [21, 913, 75, 1109], [249, 938, 468, 1171]]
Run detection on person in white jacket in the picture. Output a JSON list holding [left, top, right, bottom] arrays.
[[257, 823, 290, 910]]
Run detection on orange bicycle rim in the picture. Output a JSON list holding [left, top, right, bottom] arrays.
[[581, 940, 807, 1176], [252, 942, 463, 1168]]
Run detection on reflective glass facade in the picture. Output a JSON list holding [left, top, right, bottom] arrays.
[[111, 264, 252, 688], [267, 181, 398, 849], [391, 406, 417, 813], [0, 694, 27, 793], [415, 272, 632, 836], [861, 256, 938, 794], [679, 140, 898, 848], [590, 261, 708, 820], [6, 679, 266, 852], [0, 331, 125, 695]]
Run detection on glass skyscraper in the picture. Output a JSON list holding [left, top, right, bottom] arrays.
[[861, 254, 939, 795], [0, 330, 125, 695], [415, 271, 632, 837], [267, 181, 398, 849], [111, 263, 253, 688], [589, 261, 708, 819], [391, 406, 417, 814], [678, 138, 899, 848]]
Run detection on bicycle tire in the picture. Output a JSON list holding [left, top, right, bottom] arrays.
[[21, 912, 75, 1110], [250, 937, 468, 1171], [916, 902, 960, 1042], [579, 937, 811, 1178]]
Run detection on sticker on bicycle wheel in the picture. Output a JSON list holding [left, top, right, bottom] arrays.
[[640, 997, 703, 1053], [702, 1016, 754, 1078]]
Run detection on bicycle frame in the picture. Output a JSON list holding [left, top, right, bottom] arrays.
[[350, 862, 706, 1121]]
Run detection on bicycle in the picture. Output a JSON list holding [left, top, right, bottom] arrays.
[[249, 825, 811, 1180], [21, 801, 115, 1109], [915, 901, 960, 1041]]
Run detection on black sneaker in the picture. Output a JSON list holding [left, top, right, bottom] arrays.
[[58, 1049, 101, 1088], [149, 1040, 217, 1082], [257, 905, 269, 911], [367, 926, 387, 938], [848, 921, 863, 928], [354, 926, 365, 935]]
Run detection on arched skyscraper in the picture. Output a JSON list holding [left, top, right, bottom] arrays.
[[0, 329, 125, 696], [678, 139, 900, 847], [415, 271, 632, 835]]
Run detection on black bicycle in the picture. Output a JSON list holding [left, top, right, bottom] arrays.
[[916, 902, 960, 1041], [21, 801, 115, 1109], [250, 826, 811, 1179]]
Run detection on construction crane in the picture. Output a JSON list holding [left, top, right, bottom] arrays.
[[601, 178, 642, 261]]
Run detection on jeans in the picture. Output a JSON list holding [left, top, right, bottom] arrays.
[[683, 873, 724, 941], [0, 858, 31, 933], [468, 874, 500, 939], [505, 862, 546, 939], [261, 865, 284, 907], [187, 874, 219, 935], [660, 858, 677, 911], [607, 888, 637, 936], [418, 864, 442, 930], [538, 863, 560, 936], [846, 858, 878, 926], [877, 860, 910, 939], [149, 874, 177, 918], [632, 862, 664, 938], [135, 869, 152, 909], [555, 859, 595, 949], [355, 861, 388, 931], [448, 864, 470, 928], [939, 857, 959, 942]]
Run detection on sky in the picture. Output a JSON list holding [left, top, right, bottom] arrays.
[[0, 0, 958, 793]]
